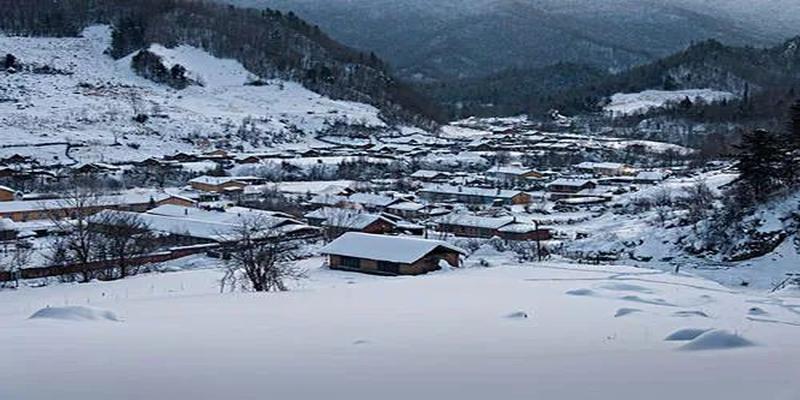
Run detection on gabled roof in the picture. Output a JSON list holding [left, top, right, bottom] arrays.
[[410, 170, 450, 179], [436, 214, 515, 229], [548, 178, 595, 187], [347, 193, 401, 208], [321, 233, 465, 264], [189, 176, 258, 186], [419, 185, 524, 199]]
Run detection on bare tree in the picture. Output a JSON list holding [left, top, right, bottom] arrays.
[[93, 211, 157, 280], [220, 216, 305, 292], [682, 180, 715, 224], [45, 184, 106, 283], [1, 239, 33, 288]]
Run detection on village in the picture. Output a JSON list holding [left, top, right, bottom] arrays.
[[0, 116, 701, 284]]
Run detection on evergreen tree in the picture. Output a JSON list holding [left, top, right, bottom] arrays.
[[733, 129, 784, 204]]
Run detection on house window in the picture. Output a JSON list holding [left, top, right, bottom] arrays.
[[378, 261, 399, 274], [340, 256, 360, 269]]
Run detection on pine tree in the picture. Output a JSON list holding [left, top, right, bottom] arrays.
[[734, 129, 784, 204]]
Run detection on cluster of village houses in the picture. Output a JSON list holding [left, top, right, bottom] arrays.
[[0, 140, 672, 278]]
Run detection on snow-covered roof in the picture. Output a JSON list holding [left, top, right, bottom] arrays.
[[310, 194, 348, 206], [419, 185, 524, 199], [147, 204, 298, 229], [485, 166, 536, 176], [635, 171, 666, 181], [575, 162, 627, 170], [92, 205, 309, 242], [548, 178, 595, 188], [410, 170, 450, 179], [0, 191, 187, 214], [387, 202, 426, 212], [189, 176, 258, 186], [321, 233, 465, 264], [321, 211, 393, 230], [347, 193, 401, 208], [0, 185, 18, 193], [436, 214, 515, 229], [0, 217, 17, 231], [496, 223, 545, 233]]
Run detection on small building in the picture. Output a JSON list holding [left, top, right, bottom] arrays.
[[345, 192, 404, 212], [188, 176, 264, 193], [575, 162, 634, 177], [485, 165, 545, 184], [436, 214, 551, 241], [91, 205, 317, 246], [385, 201, 427, 220], [318, 208, 396, 239], [410, 170, 452, 183], [546, 179, 597, 195], [0, 191, 195, 222], [634, 171, 667, 184], [321, 232, 465, 276], [418, 185, 531, 206]]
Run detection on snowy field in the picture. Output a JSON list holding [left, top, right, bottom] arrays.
[[0, 26, 386, 164], [604, 89, 736, 117], [2, 256, 799, 400]]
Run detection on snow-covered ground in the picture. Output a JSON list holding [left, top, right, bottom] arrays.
[[1, 255, 799, 400], [605, 89, 736, 117], [0, 26, 387, 164]]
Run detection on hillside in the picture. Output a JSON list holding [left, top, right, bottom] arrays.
[[0, 25, 396, 164], [434, 37, 800, 123], [0, 0, 443, 127], [230, 0, 781, 81]]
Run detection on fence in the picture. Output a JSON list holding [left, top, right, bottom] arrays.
[[0, 243, 219, 282]]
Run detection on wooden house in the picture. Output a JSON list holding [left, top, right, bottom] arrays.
[[321, 232, 465, 276], [418, 185, 531, 206]]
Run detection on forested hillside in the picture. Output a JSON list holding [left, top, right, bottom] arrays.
[[232, 0, 780, 81], [0, 0, 443, 127], [430, 37, 800, 126]]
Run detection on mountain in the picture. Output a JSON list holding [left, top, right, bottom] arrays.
[[422, 63, 610, 119], [226, 0, 786, 81], [543, 37, 800, 119], [0, 0, 444, 126]]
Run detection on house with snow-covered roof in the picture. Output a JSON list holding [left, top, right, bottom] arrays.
[[418, 185, 530, 206], [305, 208, 396, 239], [188, 175, 264, 193], [321, 232, 465, 275]]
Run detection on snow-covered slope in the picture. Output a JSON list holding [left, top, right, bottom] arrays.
[[0, 26, 388, 164], [604, 89, 736, 117], [1, 258, 798, 400]]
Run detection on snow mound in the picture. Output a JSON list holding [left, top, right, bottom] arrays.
[[566, 288, 595, 296], [664, 328, 711, 341], [748, 307, 769, 316], [599, 283, 654, 294], [614, 308, 642, 318], [672, 310, 710, 318], [505, 311, 529, 319], [620, 295, 674, 306], [29, 306, 121, 322], [679, 330, 755, 351]]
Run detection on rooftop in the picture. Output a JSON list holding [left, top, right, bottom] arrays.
[[321, 233, 465, 264]]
